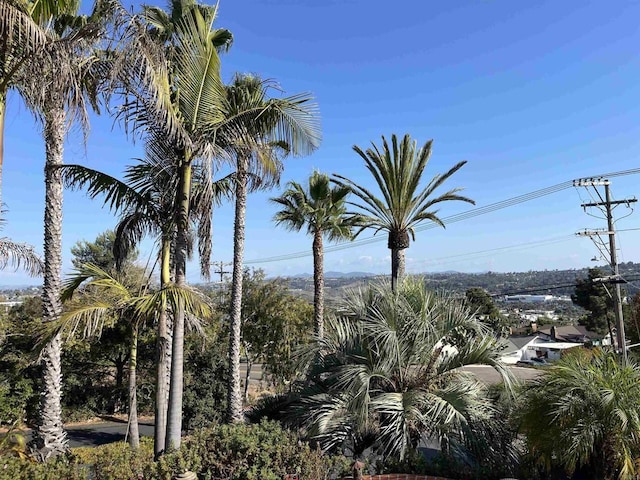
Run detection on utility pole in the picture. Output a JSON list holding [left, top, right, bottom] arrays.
[[574, 177, 637, 365], [212, 261, 231, 283]]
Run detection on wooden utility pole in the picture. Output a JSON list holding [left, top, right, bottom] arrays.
[[574, 177, 636, 365]]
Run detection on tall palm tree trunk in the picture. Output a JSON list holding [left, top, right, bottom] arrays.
[[154, 237, 172, 457], [165, 160, 192, 450], [227, 156, 247, 423], [390, 248, 405, 292], [128, 322, 140, 449], [312, 229, 324, 339], [35, 105, 68, 460]]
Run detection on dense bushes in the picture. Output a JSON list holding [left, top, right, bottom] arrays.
[[150, 420, 350, 480], [0, 421, 349, 480]]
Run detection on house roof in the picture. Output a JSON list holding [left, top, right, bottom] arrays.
[[504, 335, 538, 352], [537, 325, 604, 342]]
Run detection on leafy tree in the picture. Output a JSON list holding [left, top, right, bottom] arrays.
[[289, 278, 512, 461], [572, 268, 614, 335], [465, 287, 507, 336], [334, 134, 474, 292], [271, 171, 357, 339], [236, 269, 313, 399], [220, 73, 320, 423], [518, 349, 640, 480], [70, 230, 138, 272], [182, 328, 228, 432], [0, 296, 42, 426]]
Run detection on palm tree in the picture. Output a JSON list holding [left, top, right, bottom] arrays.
[[333, 134, 474, 292], [116, 2, 232, 450], [291, 278, 513, 461], [5, 0, 114, 459], [519, 349, 640, 480], [61, 154, 233, 456], [271, 171, 357, 339], [218, 73, 320, 423], [57, 263, 211, 449], [0, 0, 79, 206]]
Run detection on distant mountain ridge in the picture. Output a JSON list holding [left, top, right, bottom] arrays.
[[289, 271, 376, 279]]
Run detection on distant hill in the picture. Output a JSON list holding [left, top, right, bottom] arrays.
[[283, 261, 640, 298], [290, 271, 375, 279]]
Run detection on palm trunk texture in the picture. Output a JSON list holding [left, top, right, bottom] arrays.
[[312, 230, 324, 339], [390, 248, 405, 292], [165, 161, 192, 450], [128, 323, 140, 449], [154, 238, 172, 457], [35, 106, 68, 460], [227, 156, 247, 423]]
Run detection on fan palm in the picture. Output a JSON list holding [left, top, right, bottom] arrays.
[[518, 349, 640, 480], [333, 134, 474, 292], [271, 171, 357, 339], [218, 73, 320, 423], [57, 263, 211, 449], [292, 278, 512, 461]]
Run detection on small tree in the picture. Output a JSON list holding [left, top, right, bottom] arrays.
[[236, 269, 313, 399]]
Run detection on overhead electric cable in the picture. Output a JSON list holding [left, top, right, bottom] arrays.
[[247, 167, 640, 265]]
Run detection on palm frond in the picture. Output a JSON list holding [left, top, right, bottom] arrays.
[[0, 237, 43, 276]]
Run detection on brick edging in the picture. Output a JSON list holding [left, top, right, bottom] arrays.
[[342, 475, 453, 480]]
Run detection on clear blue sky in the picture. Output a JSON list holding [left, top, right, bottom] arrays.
[[3, 0, 640, 286]]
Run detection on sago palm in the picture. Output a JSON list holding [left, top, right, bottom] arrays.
[[291, 278, 512, 461], [218, 73, 320, 423], [271, 171, 357, 339], [518, 349, 640, 480], [333, 134, 474, 292]]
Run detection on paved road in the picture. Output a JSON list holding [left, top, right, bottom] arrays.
[[461, 365, 542, 384], [18, 420, 155, 449]]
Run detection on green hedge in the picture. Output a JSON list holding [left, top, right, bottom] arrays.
[[0, 421, 349, 480]]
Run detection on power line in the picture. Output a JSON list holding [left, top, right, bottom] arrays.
[[489, 274, 640, 298], [247, 167, 640, 265]]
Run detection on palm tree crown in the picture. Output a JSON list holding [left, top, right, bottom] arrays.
[[333, 133, 474, 291], [519, 349, 640, 480], [292, 278, 512, 461], [271, 170, 357, 338]]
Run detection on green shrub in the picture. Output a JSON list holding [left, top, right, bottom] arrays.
[[72, 439, 154, 480], [0, 455, 87, 480], [148, 420, 350, 480]]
